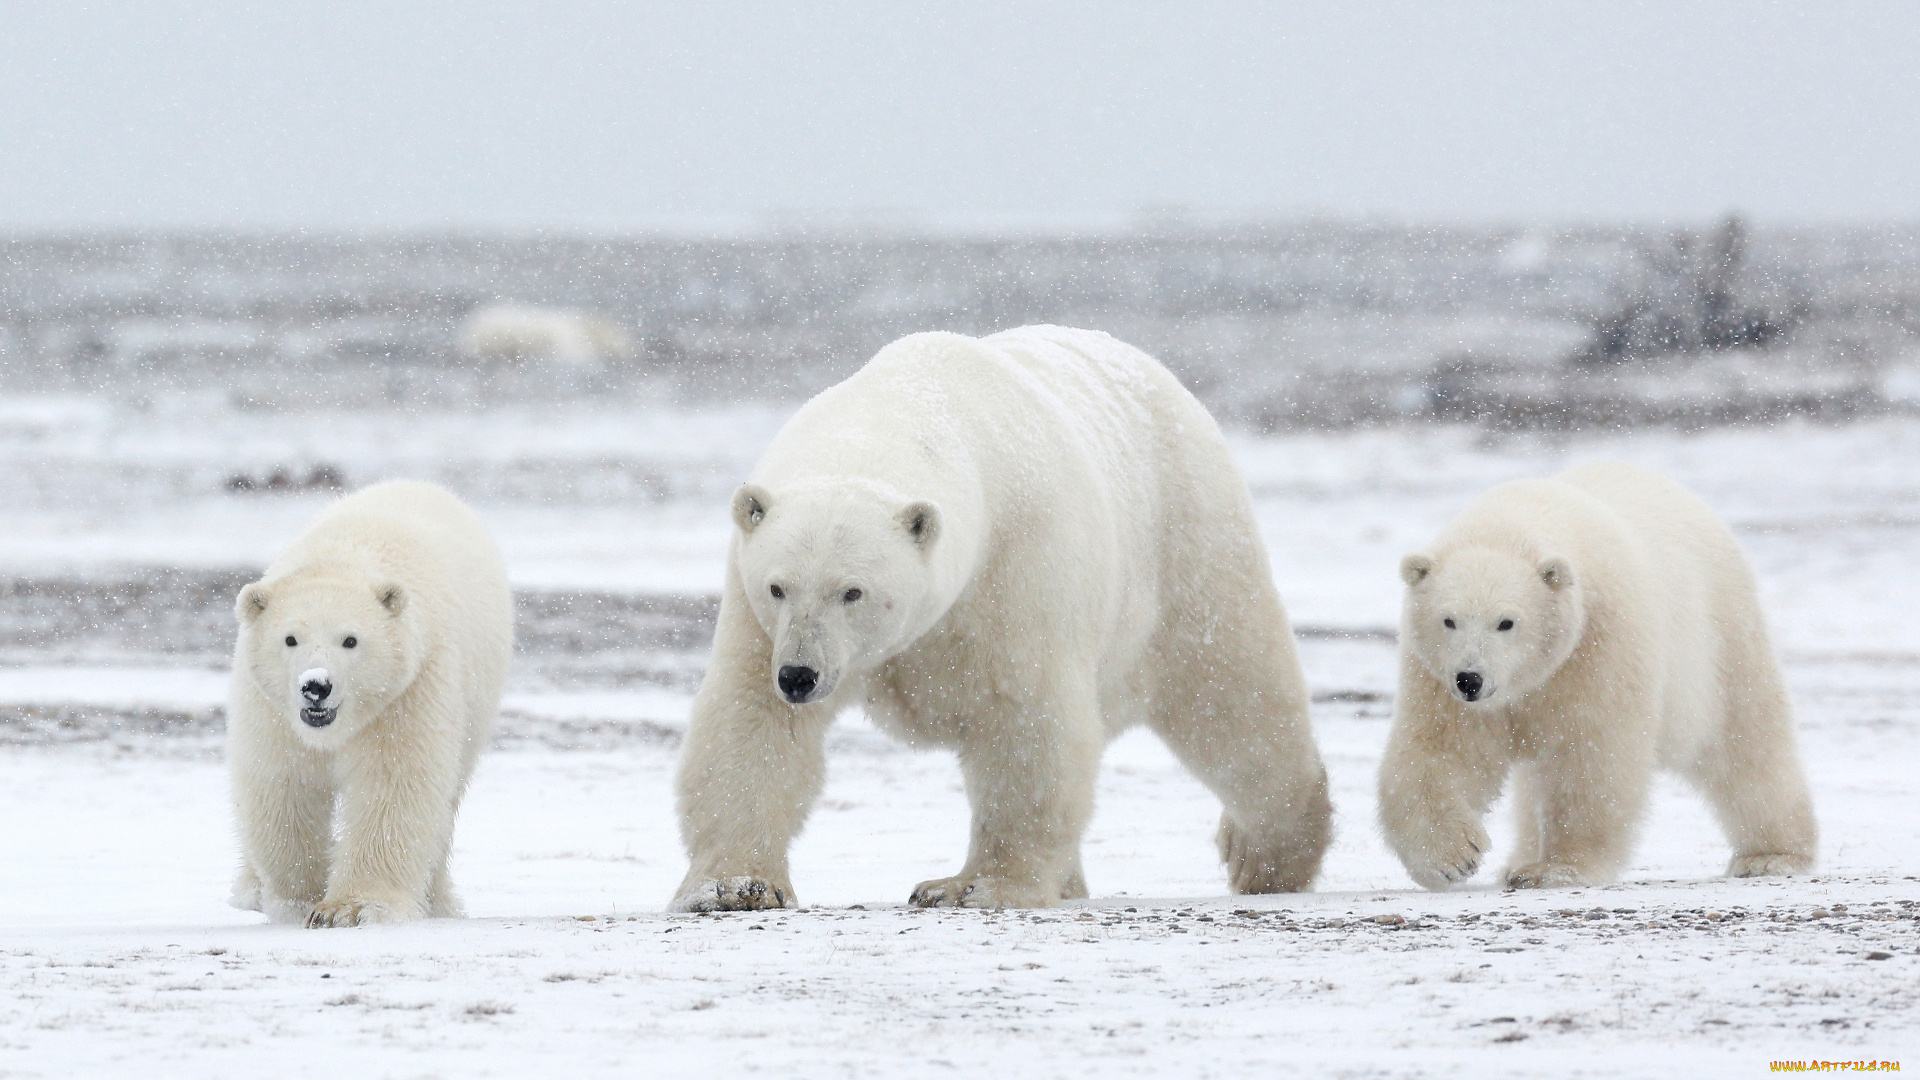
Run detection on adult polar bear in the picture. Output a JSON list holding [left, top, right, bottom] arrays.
[[1380, 462, 1817, 891], [228, 481, 512, 926], [672, 325, 1331, 910]]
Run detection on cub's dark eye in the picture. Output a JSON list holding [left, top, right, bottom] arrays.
[[843, 588, 862, 603], [285, 635, 297, 647], [343, 636, 357, 649], [1442, 619, 1455, 630], [769, 585, 784, 600], [1497, 619, 1514, 631]]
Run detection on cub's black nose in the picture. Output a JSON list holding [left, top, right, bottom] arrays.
[[302, 677, 333, 703], [1455, 671, 1483, 701], [777, 665, 818, 703]]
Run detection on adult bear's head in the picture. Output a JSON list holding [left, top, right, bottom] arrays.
[[236, 570, 424, 745], [729, 478, 949, 706], [1398, 546, 1585, 708]]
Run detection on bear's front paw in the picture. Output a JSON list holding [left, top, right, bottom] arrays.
[[1399, 818, 1491, 891], [670, 876, 795, 913], [1504, 862, 1588, 889], [1727, 852, 1813, 878], [306, 896, 414, 928], [909, 875, 1053, 910]]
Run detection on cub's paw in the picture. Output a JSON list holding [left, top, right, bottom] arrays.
[[909, 875, 1053, 910], [306, 896, 413, 928], [1399, 818, 1492, 891], [1504, 862, 1588, 890], [670, 876, 795, 913], [1727, 852, 1813, 878]]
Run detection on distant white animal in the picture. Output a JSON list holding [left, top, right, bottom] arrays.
[[227, 481, 512, 926], [455, 304, 634, 366], [671, 325, 1332, 911], [1379, 462, 1817, 890]]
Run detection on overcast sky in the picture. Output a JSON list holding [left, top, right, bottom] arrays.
[[3, 1, 1917, 231]]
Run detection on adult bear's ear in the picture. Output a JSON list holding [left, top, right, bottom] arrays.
[[235, 582, 269, 622], [1399, 553, 1434, 586], [732, 483, 772, 535], [375, 581, 408, 615], [899, 500, 941, 552], [1538, 556, 1574, 592]]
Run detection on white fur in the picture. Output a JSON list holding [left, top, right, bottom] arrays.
[[456, 304, 634, 367], [227, 481, 512, 927], [672, 326, 1332, 911], [1379, 461, 1818, 890]]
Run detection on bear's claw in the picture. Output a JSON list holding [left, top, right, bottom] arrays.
[[671, 876, 795, 912], [306, 897, 406, 928], [1403, 819, 1492, 891], [1727, 852, 1813, 878], [909, 875, 1053, 909], [1504, 862, 1588, 889]]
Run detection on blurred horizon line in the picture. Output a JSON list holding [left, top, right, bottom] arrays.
[[8, 209, 1920, 244]]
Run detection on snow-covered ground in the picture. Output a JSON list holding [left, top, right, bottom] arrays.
[[2, 400, 1917, 1076]]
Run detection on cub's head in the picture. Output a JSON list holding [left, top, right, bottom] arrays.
[[236, 572, 419, 744], [1398, 546, 1584, 708], [730, 480, 943, 705]]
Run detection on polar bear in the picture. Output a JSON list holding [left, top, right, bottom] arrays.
[[671, 325, 1332, 911], [1378, 461, 1817, 890], [227, 480, 512, 926]]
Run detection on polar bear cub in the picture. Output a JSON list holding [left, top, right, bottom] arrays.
[[1379, 461, 1817, 890], [672, 325, 1331, 911], [228, 480, 512, 926]]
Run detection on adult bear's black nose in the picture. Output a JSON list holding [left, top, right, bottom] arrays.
[[302, 676, 333, 703], [1455, 671, 1483, 701], [777, 665, 818, 703]]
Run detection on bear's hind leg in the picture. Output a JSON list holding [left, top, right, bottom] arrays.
[[1692, 667, 1816, 877], [1211, 775, 1329, 894], [1152, 662, 1331, 894], [1060, 849, 1089, 901]]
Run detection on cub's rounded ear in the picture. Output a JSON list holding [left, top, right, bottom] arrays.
[[1399, 553, 1435, 587], [236, 582, 269, 622], [899, 500, 941, 552], [1538, 556, 1574, 592], [375, 581, 408, 615], [732, 483, 773, 535]]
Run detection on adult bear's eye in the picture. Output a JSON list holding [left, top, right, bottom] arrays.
[[285, 635, 297, 647], [843, 588, 862, 603], [1442, 619, 1455, 630], [1497, 619, 1514, 631], [343, 636, 357, 648], [769, 584, 785, 600]]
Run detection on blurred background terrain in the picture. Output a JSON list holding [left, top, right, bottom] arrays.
[[5, 215, 1919, 428]]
